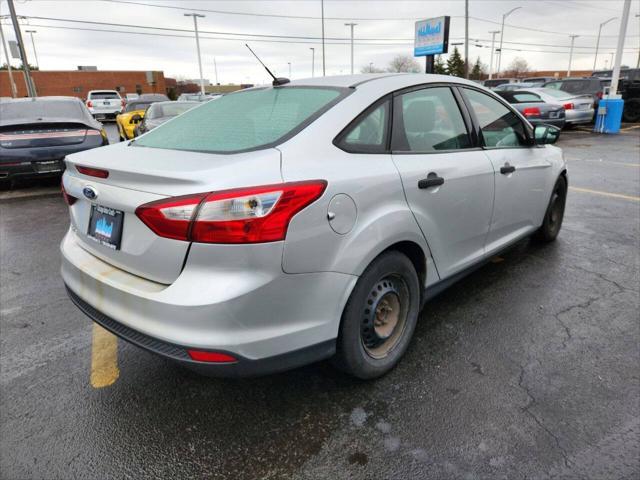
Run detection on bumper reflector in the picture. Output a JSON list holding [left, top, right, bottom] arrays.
[[187, 350, 237, 363]]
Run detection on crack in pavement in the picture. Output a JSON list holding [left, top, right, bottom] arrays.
[[517, 364, 573, 470]]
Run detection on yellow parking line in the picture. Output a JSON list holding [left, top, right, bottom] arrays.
[[620, 125, 640, 132], [570, 186, 640, 202], [90, 324, 119, 388]]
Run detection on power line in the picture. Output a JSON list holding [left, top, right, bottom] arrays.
[[12, 15, 639, 51], [11, 22, 638, 55], [96, 0, 636, 38]]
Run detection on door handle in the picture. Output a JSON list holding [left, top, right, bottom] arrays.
[[500, 163, 516, 175], [418, 172, 445, 189]]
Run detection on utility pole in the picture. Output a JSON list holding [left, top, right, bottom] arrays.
[[7, 0, 36, 97], [213, 57, 218, 85], [184, 13, 205, 94], [309, 47, 315, 77], [464, 0, 469, 78], [25, 29, 38, 69], [609, 0, 631, 97], [288, 61, 291, 78], [567, 34, 579, 77], [321, 0, 326, 76], [497, 6, 522, 77], [488, 30, 500, 80], [344, 23, 357, 75], [0, 20, 18, 97], [369, 62, 373, 73], [593, 17, 617, 71]]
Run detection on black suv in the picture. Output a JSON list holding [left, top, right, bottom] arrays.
[[592, 68, 640, 123]]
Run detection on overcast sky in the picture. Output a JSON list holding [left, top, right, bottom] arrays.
[[1, 0, 638, 84]]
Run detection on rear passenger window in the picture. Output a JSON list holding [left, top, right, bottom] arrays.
[[462, 88, 528, 148], [392, 87, 471, 152], [337, 99, 390, 153]]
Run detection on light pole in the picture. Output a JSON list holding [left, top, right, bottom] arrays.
[[25, 29, 38, 69], [309, 47, 315, 77], [369, 62, 373, 73], [497, 6, 522, 76], [567, 34, 579, 77], [288, 62, 291, 78], [213, 56, 218, 85], [0, 19, 18, 97], [184, 13, 206, 95], [609, 0, 631, 98], [488, 30, 500, 80], [593, 17, 617, 71], [345, 22, 356, 75], [464, 0, 469, 78], [321, 0, 325, 76], [7, 0, 36, 97]]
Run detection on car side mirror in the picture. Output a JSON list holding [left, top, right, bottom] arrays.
[[534, 124, 561, 145], [130, 114, 142, 124]]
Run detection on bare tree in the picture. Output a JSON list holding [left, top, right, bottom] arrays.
[[504, 57, 531, 78], [387, 55, 421, 73], [360, 64, 386, 73]]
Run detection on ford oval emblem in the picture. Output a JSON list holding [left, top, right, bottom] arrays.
[[83, 186, 98, 200]]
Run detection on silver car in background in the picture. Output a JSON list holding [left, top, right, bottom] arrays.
[[531, 88, 595, 125], [61, 74, 567, 379], [496, 90, 566, 129]]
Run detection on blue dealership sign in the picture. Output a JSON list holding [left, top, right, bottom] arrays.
[[414, 16, 450, 56]]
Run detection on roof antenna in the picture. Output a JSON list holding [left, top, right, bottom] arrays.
[[245, 44, 290, 86]]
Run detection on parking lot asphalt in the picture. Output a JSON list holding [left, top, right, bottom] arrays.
[[1, 127, 639, 479]]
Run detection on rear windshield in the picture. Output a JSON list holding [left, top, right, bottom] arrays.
[[541, 88, 573, 99], [134, 86, 346, 153], [498, 92, 543, 103], [0, 99, 86, 121], [125, 101, 154, 112], [146, 102, 198, 119], [544, 80, 598, 94], [89, 91, 120, 99]]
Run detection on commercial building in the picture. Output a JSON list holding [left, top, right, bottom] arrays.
[[0, 70, 167, 98]]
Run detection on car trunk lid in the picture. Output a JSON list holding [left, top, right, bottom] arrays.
[[62, 143, 283, 284], [0, 122, 98, 149]]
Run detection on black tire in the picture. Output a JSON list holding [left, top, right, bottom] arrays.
[[534, 175, 567, 242], [622, 98, 640, 123], [332, 251, 420, 379]]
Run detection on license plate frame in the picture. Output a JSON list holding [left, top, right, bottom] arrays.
[[87, 204, 124, 250], [33, 160, 63, 173]]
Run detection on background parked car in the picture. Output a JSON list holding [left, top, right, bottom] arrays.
[[116, 94, 169, 141], [513, 88, 594, 126], [85, 90, 124, 121], [543, 77, 605, 110], [0, 96, 107, 185], [495, 90, 566, 129], [592, 68, 640, 123], [483, 78, 520, 89], [133, 101, 199, 137], [493, 82, 537, 92], [177, 93, 216, 102], [522, 76, 557, 87]]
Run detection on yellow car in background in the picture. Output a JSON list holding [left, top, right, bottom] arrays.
[[116, 94, 169, 141]]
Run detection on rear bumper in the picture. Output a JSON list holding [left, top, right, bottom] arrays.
[[566, 109, 594, 124], [0, 159, 65, 181], [60, 228, 357, 376]]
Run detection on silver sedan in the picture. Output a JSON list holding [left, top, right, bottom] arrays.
[[525, 87, 595, 125], [61, 74, 567, 379]]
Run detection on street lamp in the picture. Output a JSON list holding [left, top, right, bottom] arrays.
[[288, 62, 291, 78], [25, 29, 38, 69], [488, 30, 500, 79], [309, 47, 315, 77], [344, 23, 357, 75], [567, 34, 579, 77], [593, 17, 617, 71], [184, 13, 206, 95], [497, 6, 522, 76]]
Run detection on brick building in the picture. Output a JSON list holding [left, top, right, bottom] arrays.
[[0, 70, 167, 99]]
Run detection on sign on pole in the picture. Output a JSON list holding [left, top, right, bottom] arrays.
[[414, 16, 450, 57], [8, 40, 20, 59]]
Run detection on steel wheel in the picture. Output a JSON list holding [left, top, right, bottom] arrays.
[[360, 275, 409, 359]]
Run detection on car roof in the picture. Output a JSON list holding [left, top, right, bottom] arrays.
[[0, 96, 82, 103], [287, 73, 482, 89]]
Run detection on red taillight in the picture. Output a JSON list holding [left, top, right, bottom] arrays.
[[61, 183, 77, 206], [76, 165, 109, 178], [86, 100, 93, 108], [522, 107, 541, 117], [563, 103, 574, 110], [187, 350, 237, 363], [135, 181, 327, 244]]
